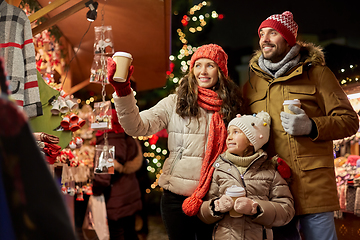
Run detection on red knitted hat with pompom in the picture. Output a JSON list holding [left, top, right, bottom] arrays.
[[190, 44, 228, 77], [258, 11, 298, 46]]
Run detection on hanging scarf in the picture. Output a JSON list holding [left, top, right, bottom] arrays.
[[182, 86, 227, 216], [258, 44, 301, 78]]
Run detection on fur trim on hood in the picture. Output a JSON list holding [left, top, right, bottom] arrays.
[[250, 41, 325, 68]]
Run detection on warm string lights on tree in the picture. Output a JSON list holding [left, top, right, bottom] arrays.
[[135, 135, 168, 193], [166, 1, 222, 84]]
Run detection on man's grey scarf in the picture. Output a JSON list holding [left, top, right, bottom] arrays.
[[258, 44, 301, 78]]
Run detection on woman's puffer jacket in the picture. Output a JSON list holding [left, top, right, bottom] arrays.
[[113, 92, 214, 196]]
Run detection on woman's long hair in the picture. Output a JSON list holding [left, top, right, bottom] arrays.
[[176, 69, 246, 126]]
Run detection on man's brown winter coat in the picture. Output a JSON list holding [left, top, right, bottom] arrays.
[[243, 42, 359, 215]]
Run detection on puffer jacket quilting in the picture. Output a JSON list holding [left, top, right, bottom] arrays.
[[198, 151, 295, 240], [113, 92, 213, 196]]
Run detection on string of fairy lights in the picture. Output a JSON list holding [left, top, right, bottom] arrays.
[[169, 1, 221, 79]]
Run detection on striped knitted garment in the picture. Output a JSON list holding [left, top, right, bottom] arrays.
[[0, 0, 42, 118], [182, 86, 227, 216]]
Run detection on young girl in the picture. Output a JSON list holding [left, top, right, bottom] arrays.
[[198, 112, 295, 240], [107, 44, 246, 240]]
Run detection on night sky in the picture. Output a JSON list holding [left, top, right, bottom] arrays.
[[204, 0, 360, 50]]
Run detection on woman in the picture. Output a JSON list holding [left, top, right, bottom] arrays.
[[107, 44, 246, 240]]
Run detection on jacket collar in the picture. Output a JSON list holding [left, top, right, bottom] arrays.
[[217, 150, 268, 172]]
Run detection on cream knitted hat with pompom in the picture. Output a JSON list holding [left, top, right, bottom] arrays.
[[228, 111, 271, 151]]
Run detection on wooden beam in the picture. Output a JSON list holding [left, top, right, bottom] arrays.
[[28, 0, 70, 23], [5, 0, 21, 7], [67, 78, 91, 95], [32, 0, 92, 36]]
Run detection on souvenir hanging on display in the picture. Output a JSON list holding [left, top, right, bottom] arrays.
[[93, 25, 114, 55], [90, 25, 114, 84], [90, 54, 108, 84], [94, 145, 115, 174], [91, 101, 112, 130]]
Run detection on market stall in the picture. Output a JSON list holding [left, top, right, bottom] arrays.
[[2, 1, 171, 237], [332, 83, 360, 239]]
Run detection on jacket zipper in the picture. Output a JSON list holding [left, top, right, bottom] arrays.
[[212, 222, 218, 240], [263, 226, 267, 239], [169, 147, 184, 174]]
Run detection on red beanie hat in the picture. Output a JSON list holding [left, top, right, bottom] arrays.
[[190, 44, 228, 77], [258, 11, 298, 46]]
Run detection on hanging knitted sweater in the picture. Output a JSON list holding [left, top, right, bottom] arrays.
[[0, 0, 42, 118]]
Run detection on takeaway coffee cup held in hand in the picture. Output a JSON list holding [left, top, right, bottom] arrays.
[[112, 52, 133, 82], [283, 99, 301, 114], [226, 185, 246, 217]]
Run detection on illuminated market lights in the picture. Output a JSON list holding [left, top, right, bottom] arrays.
[[338, 64, 359, 85], [211, 11, 218, 18], [172, 77, 179, 83]]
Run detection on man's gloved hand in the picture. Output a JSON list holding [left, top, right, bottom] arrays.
[[234, 197, 258, 215], [280, 104, 312, 136], [107, 57, 134, 97], [214, 195, 234, 213]]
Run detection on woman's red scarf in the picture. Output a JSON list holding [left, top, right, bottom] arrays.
[[182, 86, 227, 216]]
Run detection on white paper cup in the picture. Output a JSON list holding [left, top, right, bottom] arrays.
[[112, 52, 133, 82], [283, 99, 301, 114], [225, 185, 246, 217]]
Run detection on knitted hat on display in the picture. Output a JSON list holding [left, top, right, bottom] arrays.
[[228, 111, 271, 151], [258, 11, 298, 46], [189, 44, 228, 77]]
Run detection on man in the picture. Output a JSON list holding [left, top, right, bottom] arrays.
[[243, 11, 359, 240]]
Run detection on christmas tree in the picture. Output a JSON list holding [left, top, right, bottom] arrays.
[[138, 1, 224, 195]]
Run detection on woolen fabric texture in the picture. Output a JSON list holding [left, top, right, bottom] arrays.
[[182, 87, 227, 216], [190, 44, 228, 77], [258, 11, 298, 47], [0, 1, 42, 117], [227, 111, 270, 151], [258, 44, 301, 78]]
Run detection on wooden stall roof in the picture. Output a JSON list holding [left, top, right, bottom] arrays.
[[30, 0, 171, 95]]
